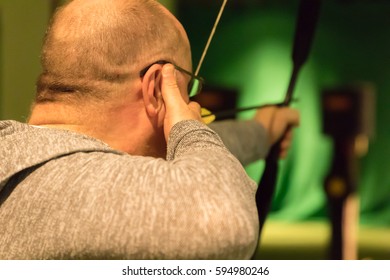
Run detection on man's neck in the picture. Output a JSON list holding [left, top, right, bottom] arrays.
[[28, 101, 156, 156]]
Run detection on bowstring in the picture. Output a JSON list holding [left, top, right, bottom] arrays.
[[194, 0, 228, 76]]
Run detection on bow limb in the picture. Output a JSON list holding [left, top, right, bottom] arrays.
[[251, 0, 322, 259]]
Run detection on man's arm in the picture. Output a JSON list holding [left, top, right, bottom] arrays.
[[209, 106, 300, 166], [209, 120, 269, 166]]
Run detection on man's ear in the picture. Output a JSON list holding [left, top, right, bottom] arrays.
[[141, 64, 163, 118]]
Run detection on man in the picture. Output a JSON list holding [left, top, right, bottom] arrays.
[[0, 0, 299, 259]]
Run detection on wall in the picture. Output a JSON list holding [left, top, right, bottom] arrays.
[[0, 0, 51, 120]]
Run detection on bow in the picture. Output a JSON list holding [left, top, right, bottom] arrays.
[[253, 0, 322, 258]]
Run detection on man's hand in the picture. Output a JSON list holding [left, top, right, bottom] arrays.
[[161, 64, 202, 140], [254, 106, 300, 158]]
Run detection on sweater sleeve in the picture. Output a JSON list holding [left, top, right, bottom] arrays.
[[209, 119, 270, 166], [160, 120, 259, 259], [91, 120, 259, 259]]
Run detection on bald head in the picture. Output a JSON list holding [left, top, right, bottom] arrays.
[[36, 0, 191, 103]]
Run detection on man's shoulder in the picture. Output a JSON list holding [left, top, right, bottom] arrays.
[[0, 120, 125, 187]]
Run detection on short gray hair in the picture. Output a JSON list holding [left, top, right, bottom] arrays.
[[36, 0, 184, 103]]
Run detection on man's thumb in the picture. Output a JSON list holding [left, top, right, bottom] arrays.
[[161, 64, 181, 107]]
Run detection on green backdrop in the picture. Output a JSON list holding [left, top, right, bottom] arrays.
[[178, 0, 390, 226]]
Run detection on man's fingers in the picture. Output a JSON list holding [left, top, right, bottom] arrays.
[[279, 107, 300, 128], [282, 128, 293, 142], [160, 63, 203, 140], [188, 101, 201, 115], [254, 105, 300, 158]]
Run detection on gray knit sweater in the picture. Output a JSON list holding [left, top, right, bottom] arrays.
[[0, 119, 268, 259]]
